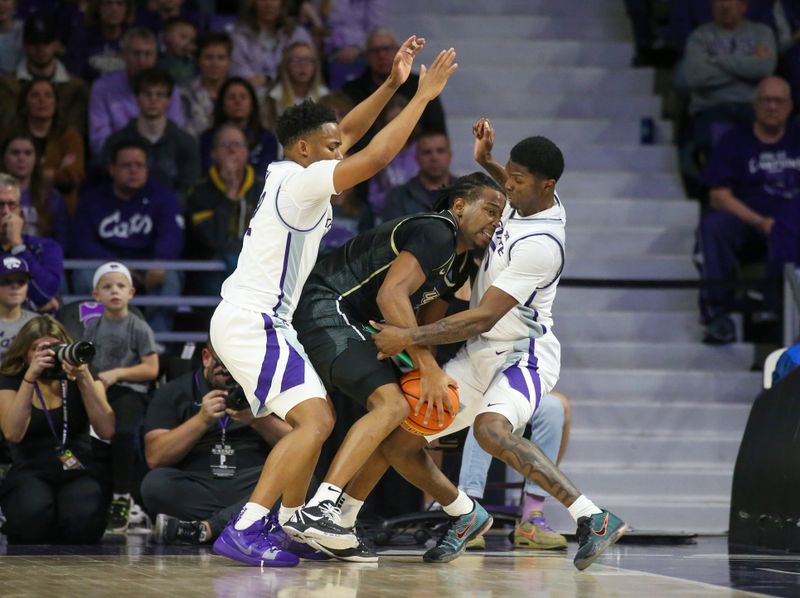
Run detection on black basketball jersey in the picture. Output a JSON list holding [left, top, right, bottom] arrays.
[[303, 211, 476, 322]]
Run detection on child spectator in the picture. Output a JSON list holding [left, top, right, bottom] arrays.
[[157, 16, 197, 87], [17, 79, 86, 214], [0, 315, 114, 544], [181, 32, 232, 139], [81, 261, 159, 533], [0, 0, 23, 75], [2, 132, 70, 249], [0, 256, 36, 362]]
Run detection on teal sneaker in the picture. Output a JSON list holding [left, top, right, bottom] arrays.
[[423, 501, 493, 563], [573, 510, 628, 571]]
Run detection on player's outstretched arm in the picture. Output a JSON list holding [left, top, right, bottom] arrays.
[[332, 48, 458, 193], [338, 35, 425, 154], [473, 117, 508, 187], [371, 286, 519, 356]]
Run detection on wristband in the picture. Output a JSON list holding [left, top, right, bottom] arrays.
[[23, 377, 36, 384]]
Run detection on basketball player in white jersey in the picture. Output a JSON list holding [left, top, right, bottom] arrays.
[[209, 38, 459, 567], [345, 120, 628, 569]]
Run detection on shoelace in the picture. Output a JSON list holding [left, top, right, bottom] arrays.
[[318, 502, 343, 525]]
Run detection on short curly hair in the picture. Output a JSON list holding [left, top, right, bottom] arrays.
[[509, 136, 564, 182], [276, 99, 337, 148]]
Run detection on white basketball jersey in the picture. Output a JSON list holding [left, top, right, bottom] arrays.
[[220, 159, 337, 321], [469, 195, 566, 354]]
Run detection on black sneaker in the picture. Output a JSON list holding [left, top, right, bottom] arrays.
[[310, 527, 378, 562], [282, 501, 357, 550], [703, 314, 735, 345], [154, 513, 206, 545], [106, 495, 132, 533]]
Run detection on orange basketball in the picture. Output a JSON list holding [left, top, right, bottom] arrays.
[[399, 369, 459, 436]]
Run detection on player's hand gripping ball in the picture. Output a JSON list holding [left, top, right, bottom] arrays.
[[399, 369, 459, 436]]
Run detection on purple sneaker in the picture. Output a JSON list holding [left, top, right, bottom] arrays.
[[213, 516, 299, 567], [267, 513, 330, 561]]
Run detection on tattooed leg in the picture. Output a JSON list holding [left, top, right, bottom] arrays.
[[473, 412, 581, 507]]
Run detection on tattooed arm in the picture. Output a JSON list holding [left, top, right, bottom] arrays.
[[371, 285, 519, 356]]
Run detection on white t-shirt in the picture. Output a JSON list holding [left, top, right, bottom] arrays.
[[220, 159, 338, 321]]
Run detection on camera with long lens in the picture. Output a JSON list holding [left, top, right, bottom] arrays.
[[40, 341, 96, 380]]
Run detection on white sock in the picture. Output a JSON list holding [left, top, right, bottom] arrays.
[[234, 502, 270, 530], [442, 490, 474, 517], [307, 483, 343, 508], [278, 504, 300, 526], [567, 495, 603, 523], [338, 493, 364, 529]]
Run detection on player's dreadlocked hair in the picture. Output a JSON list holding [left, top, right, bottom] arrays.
[[276, 99, 338, 147], [509, 136, 565, 181], [432, 172, 505, 212]]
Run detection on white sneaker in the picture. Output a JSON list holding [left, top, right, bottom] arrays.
[[127, 502, 152, 535]]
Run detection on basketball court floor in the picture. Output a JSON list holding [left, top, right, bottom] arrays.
[[1, 535, 798, 597]]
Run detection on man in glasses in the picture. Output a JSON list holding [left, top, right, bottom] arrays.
[[697, 76, 800, 343]]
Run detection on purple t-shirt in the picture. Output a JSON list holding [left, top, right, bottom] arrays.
[[705, 124, 800, 215]]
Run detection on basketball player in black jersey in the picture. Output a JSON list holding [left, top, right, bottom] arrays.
[[282, 173, 505, 560]]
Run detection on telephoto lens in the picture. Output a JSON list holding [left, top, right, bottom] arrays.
[[52, 341, 96, 365]]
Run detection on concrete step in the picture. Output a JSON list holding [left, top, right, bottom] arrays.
[[445, 66, 654, 96], [556, 368, 761, 403], [444, 89, 662, 119], [426, 40, 632, 68], [567, 399, 752, 432], [567, 227, 694, 256], [541, 497, 731, 534], [556, 287, 697, 312], [389, 0, 626, 18], [556, 310, 700, 341], [563, 255, 696, 279], [559, 171, 684, 200], [453, 143, 678, 174], [447, 116, 672, 148], [561, 342, 755, 371], [563, 198, 697, 226], [388, 15, 632, 41]]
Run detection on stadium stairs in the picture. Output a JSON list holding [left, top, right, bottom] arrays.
[[387, 0, 762, 534]]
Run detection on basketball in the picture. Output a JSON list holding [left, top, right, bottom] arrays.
[[399, 369, 459, 436]]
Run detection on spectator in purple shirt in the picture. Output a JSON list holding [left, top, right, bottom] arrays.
[[88, 27, 185, 158], [71, 139, 185, 331], [229, 0, 313, 92], [323, 0, 386, 87], [0, 174, 64, 313], [64, 0, 133, 82], [696, 76, 800, 344]]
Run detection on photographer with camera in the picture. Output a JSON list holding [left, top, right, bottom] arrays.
[[0, 316, 113, 544], [141, 342, 291, 545], [80, 261, 160, 534]]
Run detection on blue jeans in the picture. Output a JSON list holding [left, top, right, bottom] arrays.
[[458, 392, 564, 499]]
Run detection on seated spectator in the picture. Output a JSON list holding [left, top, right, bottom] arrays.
[[141, 342, 290, 545], [89, 27, 184, 157], [157, 16, 197, 87], [323, 0, 385, 88], [668, 0, 776, 54], [679, 0, 777, 160], [696, 76, 800, 343], [0, 14, 90, 136], [230, 0, 313, 92], [366, 95, 419, 219], [81, 261, 159, 534], [64, 0, 133, 82], [343, 28, 446, 153], [0, 175, 64, 313], [198, 77, 279, 179], [2, 133, 70, 250], [186, 125, 261, 295], [135, 0, 207, 38], [17, 79, 86, 214], [265, 40, 329, 128], [0, 0, 22, 75], [180, 32, 232, 138], [0, 256, 36, 361], [382, 131, 455, 221], [70, 140, 184, 332], [0, 315, 114, 544], [102, 68, 201, 203]]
